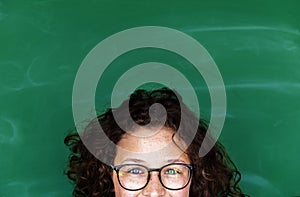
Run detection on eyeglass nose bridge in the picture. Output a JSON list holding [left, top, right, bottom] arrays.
[[148, 167, 161, 173], [141, 167, 166, 192], [147, 167, 163, 181]]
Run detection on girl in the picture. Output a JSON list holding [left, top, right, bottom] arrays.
[[65, 88, 248, 196]]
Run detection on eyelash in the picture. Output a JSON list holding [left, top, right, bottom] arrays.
[[127, 168, 144, 174], [164, 168, 182, 175]]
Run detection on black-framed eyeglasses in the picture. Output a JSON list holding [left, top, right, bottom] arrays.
[[111, 163, 193, 191]]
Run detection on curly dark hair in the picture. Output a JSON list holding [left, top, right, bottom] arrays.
[[64, 88, 248, 197]]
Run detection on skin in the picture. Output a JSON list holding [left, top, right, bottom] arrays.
[[113, 127, 191, 197]]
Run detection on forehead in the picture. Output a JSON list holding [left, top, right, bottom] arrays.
[[118, 127, 174, 151], [114, 128, 190, 167]]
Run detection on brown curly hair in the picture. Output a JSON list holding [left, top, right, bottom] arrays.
[[64, 88, 248, 197]]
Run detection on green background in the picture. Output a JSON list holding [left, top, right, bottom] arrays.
[[1, 0, 300, 196]]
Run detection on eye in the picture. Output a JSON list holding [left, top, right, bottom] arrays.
[[128, 167, 144, 175], [165, 168, 181, 175]]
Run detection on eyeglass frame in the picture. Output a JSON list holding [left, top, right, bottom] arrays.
[[111, 163, 193, 191]]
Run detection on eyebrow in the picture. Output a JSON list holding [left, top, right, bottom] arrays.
[[119, 158, 187, 165], [120, 158, 147, 164], [165, 159, 187, 163]]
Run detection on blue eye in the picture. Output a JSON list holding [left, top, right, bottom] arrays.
[[128, 168, 144, 174]]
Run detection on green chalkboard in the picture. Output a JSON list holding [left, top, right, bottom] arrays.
[[1, 1, 300, 196]]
